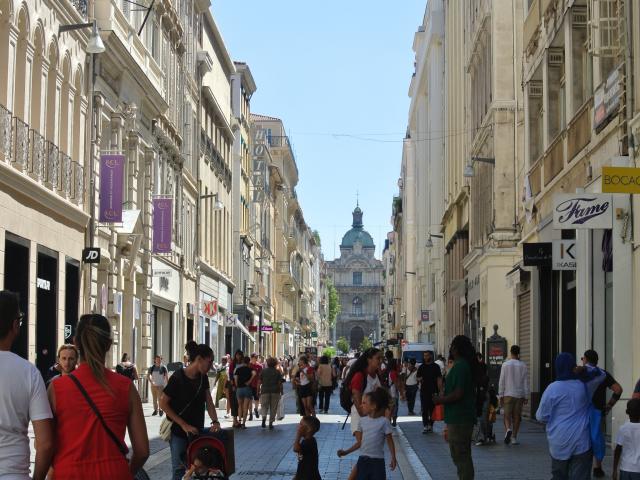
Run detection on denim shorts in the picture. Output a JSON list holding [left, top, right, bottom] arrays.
[[237, 386, 253, 399]]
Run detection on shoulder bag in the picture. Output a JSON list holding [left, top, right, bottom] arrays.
[[68, 374, 150, 480], [158, 372, 203, 441]]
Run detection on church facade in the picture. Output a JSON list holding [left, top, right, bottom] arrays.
[[327, 206, 384, 350]]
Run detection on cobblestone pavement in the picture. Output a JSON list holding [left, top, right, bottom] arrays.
[[396, 394, 615, 480]]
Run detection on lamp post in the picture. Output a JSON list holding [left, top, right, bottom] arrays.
[[59, 20, 105, 311], [425, 234, 443, 249], [463, 157, 496, 178]]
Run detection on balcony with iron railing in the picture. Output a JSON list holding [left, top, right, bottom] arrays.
[[0, 104, 84, 206]]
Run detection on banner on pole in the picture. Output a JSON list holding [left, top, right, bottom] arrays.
[[99, 153, 125, 223], [153, 198, 173, 253]]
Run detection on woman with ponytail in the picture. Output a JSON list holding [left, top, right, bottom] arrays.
[[47, 314, 149, 479]]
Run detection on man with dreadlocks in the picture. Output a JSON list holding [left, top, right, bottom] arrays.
[[434, 335, 482, 480]]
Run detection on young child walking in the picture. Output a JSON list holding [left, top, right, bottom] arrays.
[[293, 415, 322, 480], [337, 388, 397, 480], [613, 398, 640, 480]]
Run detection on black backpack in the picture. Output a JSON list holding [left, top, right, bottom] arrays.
[[339, 372, 369, 413], [116, 364, 135, 379]]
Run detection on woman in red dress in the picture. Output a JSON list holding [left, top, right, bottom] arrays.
[[47, 314, 149, 479]]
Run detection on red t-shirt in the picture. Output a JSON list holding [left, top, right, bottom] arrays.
[[350, 371, 365, 391], [250, 363, 263, 388]]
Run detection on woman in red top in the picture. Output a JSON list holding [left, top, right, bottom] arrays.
[[47, 314, 149, 479]]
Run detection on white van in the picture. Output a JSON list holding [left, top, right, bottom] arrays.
[[401, 342, 435, 366]]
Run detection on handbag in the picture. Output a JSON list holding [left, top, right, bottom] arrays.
[[68, 374, 149, 480], [159, 373, 203, 442]]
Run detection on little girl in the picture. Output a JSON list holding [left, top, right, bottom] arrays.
[[337, 388, 397, 480]]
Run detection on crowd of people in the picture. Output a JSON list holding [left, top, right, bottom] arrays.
[[3, 282, 640, 480]]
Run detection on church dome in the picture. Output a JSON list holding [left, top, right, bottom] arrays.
[[341, 205, 375, 248]]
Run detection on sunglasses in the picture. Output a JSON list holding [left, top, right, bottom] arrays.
[[17, 312, 24, 327]]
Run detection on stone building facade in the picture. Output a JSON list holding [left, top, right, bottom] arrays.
[[328, 206, 383, 350]]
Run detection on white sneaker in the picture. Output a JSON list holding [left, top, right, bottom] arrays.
[[511, 438, 520, 445]]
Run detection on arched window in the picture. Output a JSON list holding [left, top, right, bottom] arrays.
[[352, 296, 362, 316], [0, 0, 13, 106]]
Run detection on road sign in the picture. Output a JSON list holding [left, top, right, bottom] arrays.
[[553, 239, 577, 270], [82, 247, 100, 264]]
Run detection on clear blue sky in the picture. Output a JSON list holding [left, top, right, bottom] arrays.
[[213, 0, 425, 260]]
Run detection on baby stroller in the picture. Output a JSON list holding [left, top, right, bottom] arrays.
[[185, 430, 235, 480], [475, 386, 498, 446]]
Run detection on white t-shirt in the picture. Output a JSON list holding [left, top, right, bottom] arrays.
[[616, 421, 640, 473], [299, 366, 313, 386], [405, 368, 418, 386], [357, 415, 393, 459], [0, 351, 52, 478]]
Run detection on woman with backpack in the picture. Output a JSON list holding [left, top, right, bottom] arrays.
[[47, 314, 149, 479], [343, 348, 383, 437], [116, 353, 139, 381]]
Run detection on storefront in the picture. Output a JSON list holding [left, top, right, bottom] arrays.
[[151, 258, 180, 363]]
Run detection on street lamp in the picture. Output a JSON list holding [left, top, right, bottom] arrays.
[[463, 157, 496, 178], [425, 234, 443, 248], [199, 193, 224, 210], [59, 19, 105, 312]]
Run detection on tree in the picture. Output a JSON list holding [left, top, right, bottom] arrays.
[[359, 337, 373, 352], [327, 281, 341, 328], [312, 229, 321, 247], [321, 347, 336, 358], [336, 336, 350, 354]]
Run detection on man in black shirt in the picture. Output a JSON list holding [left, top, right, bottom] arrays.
[[417, 350, 443, 433], [582, 349, 623, 478]]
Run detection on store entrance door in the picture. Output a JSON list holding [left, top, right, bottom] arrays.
[[5, 234, 29, 359]]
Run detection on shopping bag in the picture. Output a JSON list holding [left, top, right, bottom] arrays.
[[277, 395, 285, 420], [432, 404, 444, 422]]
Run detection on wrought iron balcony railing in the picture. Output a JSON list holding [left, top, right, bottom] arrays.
[[0, 103, 84, 205]]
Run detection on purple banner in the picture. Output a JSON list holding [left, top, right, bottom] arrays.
[[99, 153, 125, 223], [153, 198, 173, 254]]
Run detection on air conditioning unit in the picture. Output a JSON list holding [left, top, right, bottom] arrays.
[[548, 48, 564, 66]]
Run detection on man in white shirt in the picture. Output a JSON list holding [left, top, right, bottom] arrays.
[[498, 345, 529, 445], [0, 291, 54, 480]]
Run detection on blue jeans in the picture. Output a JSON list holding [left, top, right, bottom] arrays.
[[169, 433, 189, 480], [356, 456, 386, 480], [551, 450, 592, 480]]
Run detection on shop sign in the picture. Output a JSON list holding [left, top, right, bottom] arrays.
[[64, 324, 72, 340], [420, 310, 430, 323], [523, 242, 552, 267], [553, 194, 612, 229], [249, 325, 258, 332], [311, 331, 318, 338], [99, 153, 125, 223], [261, 325, 273, 332], [202, 300, 218, 317], [594, 67, 622, 133], [553, 240, 577, 270], [36, 278, 51, 291], [152, 198, 173, 253], [82, 248, 100, 264], [602, 166, 640, 194]]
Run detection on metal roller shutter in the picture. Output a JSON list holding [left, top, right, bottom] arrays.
[[518, 290, 531, 417]]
